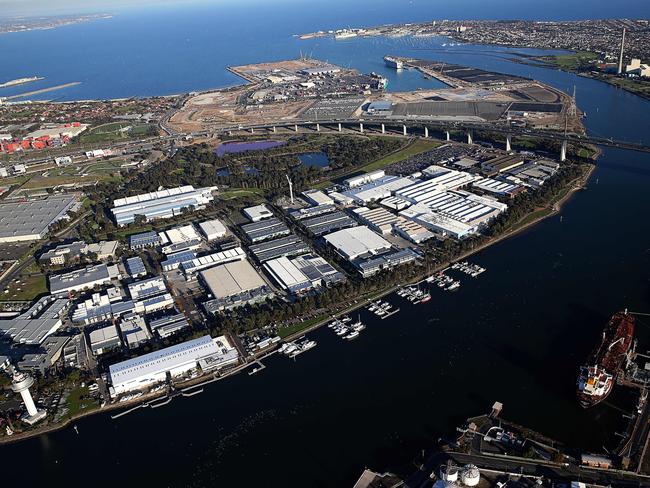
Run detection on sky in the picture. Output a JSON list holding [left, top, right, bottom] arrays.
[[0, 0, 211, 17]]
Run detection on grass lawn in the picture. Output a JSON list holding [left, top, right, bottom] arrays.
[[63, 386, 98, 419], [79, 122, 155, 144], [552, 51, 598, 71], [219, 188, 267, 200], [278, 314, 329, 338], [1, 272, 48, 301]]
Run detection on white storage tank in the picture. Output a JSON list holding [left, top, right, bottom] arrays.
[[439, 462, 459, 483]]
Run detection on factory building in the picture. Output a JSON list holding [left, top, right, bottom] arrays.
[[243, 204, 273, 222], [108, 335, 239, 396], [241, 217, 290, 243], [400, 205, 476, 239], [289, 204, 337, 221], [507, 160, 559, 188], [119, 314, 151, 349], [0, 196, 76, 243], [352, 206, 398, 235], [39, 241, 88, 266], [125, 256, 147, 278], [149, 312, 190, 338], [159, 224, 203, 254], [179, 246, 246, 275], [71, 289, 129, 325], [161, 250, 197, 271], [49, 264, 120, 295], [111, 185, 217, 226], [356, 248, 419, 278], [199, 219, 227, 241], [248, 235, 310, 263], [480, 154, 524, 175], [343, 170, 385, 188], [88, 323, 121, 355], [472, 177, 524, 198], [302, 189, 333, 206], [201, 259, 273, 313], [0, 297, 68, 345], [380, 196, 411, 211], [17, 335, 70, 375], [343, 175, 415, 204], [395, 174, 477, 206], [300, 210, 358, 237], [263, 254, 343, 293], [86, 240, 119, 261], [392, 218, 435, 244], [128, 276, 167, 301], [128, 231, 161, 250], [324, 226, 393, 261], [420, 165, 478, 190]]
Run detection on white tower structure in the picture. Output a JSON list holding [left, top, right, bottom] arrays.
[[9, 364, 46, 425], [285, 174, 294, 204], [617, 27, 626, 74]]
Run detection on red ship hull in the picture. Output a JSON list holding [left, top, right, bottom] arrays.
[[576, 312, 635, 408]]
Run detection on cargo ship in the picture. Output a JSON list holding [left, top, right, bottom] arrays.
[[0, 76, 43, 89], [384, 56, 403, 70], [577, 311, 635, 408], [334, 30, 357, 40]]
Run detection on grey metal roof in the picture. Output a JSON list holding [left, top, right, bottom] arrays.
[[0, 196, 76, 240]]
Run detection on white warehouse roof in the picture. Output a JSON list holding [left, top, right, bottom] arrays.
[[199, 219, 227, 240], [324, 226, 392, 261]]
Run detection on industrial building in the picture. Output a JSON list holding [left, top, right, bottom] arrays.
[[161, 250, 197, 271], [111, 185, 217, 226], [472, 177, 524, 198], [0, 196, 76, 243], [119, 314, 151, 349], [241, 217, 290, 243], [323, 226, 392, 261], [108, 335, 239, 396], [201, 259, 272, 312], [248, 235, 310, 263], [86, 240, 119, 261], [243, 204, 273, 222], [263, 254, 343, 293], [159, 224, 203, 254], [71, 290, 130, 325], [17, 335, 70, 375], [507, 160, 559, 188], [179, 247, 246, 275], [128, 231, 161, 250], [392, 218, 435, 244], [352, 206, 398, 235], [480, 154, 524, 175], [299, 210, 357, 237], [343, 170, 386, 188], [125, 256, 147, 278], [39, 241, 88, 265], [395, 169, 477, 205], [343, 175, 415, 204], [89, 323, 121, 355], [199, 219, 227, 241], [149, 313, 190, 338], [380, 196, 411, 211], [400, 205, 476, 239], [0, 297, 68, 345], [49, 264, 120, 295], [356, 248, 419, 278], [128, 276, 167, 301], [27, 124, 88, 140], [289, 204, 337, 221], [302, 189, 333, 206]]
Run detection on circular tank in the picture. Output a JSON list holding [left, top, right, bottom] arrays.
[[461, 465, 480, 487], [440, 463, 459, 482]]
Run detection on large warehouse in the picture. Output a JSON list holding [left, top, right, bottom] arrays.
[[108, 335, 239, 396], [49, 264, 121, 295], [111, 185, 217, 226], [0, 296, 68, 345], [200, 259, 272, 312], [263, 254, 343, 293], [0, 196, 77, 243], [343, 175, 414, 204], [323, 226, 392, 261]]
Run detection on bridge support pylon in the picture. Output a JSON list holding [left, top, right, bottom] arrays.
[[272, 126, 276, 133], [360, 123, 364, 134], [316, 123, 320, 132], [403, 125, 407, 136], [506, 134, 512, 152], [560, 140, 568, 162], [467, 130, 473, 145], [381, 124, 385, 134], [294, 124, 298, 132], [446, 130, 450, 142], [250, 128, 255, 134], [338, 123, 342, 132], [424, 127, 429, 138]]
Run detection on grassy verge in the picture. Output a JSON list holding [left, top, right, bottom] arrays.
[[278, 314, 329, 338], [62, 386, 99, 420], [551, 51, 598, 71], [219, 188, 267, 200], [1, 272, 48, 301]]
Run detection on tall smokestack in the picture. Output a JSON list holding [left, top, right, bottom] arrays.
[[618, 27, 626, 74]]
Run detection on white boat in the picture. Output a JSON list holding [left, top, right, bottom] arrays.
[[344, 330, 360, 340], [300, 340, 317, 351], [447, 282, 460, 291], [335, 327, 348, 336]]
